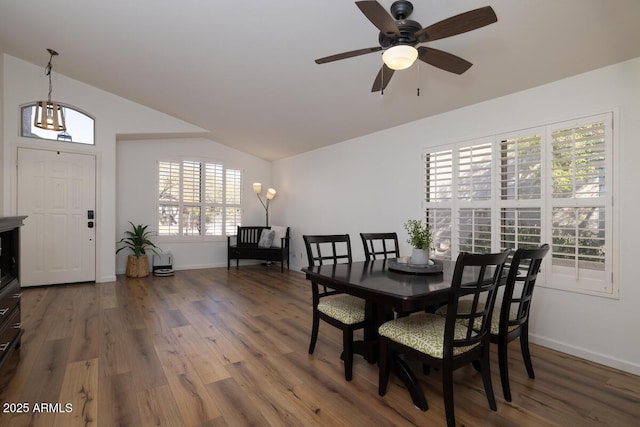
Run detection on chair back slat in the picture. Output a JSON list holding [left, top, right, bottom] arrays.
[[237, 226, 270, 246], [303, 234, 352, 267], [360, 233, 400, 261], [444, 250, 511, 357], [501, 244, 550, 332]]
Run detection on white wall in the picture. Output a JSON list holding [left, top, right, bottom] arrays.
[[1, 54, 207, 282], [273, 57, 640, 375], [115, 138, 271, 273]]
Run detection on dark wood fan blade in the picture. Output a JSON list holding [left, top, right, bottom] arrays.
[[315, 46, 382, 64], [415, 6, 497, 43], [356, 1, 400, 37], [417, 47, 472, 75], [371, 64, 395, 92]]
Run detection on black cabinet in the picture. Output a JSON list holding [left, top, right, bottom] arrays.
[[0, 216, 26, 370]]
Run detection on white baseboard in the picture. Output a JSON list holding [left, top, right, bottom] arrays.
[[530, 334, 640, 376]]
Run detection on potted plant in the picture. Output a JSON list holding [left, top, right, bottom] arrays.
[[403, 219, 433, 265], [116, 222, 161, 278]]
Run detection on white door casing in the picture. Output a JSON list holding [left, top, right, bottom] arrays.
[[17, 148, 96, 287]]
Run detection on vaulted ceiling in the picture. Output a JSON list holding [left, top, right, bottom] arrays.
[[1, 0, 639, 161]]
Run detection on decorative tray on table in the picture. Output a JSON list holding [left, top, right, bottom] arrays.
[[388, 258, 443, 275]]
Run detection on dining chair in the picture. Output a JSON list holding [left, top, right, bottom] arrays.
[[492, 244, 550, 401], [360, 232, 400, 261], [436, 244, 549, 402], [378, 249, 511, 427], [303, 234, 369, 381]]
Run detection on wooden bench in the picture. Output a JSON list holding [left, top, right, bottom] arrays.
[[227, 226, 290, 272]]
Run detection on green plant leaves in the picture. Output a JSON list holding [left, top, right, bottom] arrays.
[[403, 219, 433, 251], [116, 221, 161, 256]]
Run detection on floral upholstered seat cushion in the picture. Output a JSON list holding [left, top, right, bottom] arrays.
[[317, 294, 366, 325], [436, 299, 519, 334], [378, 312, 480, 358]]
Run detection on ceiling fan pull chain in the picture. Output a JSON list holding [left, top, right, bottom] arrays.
[[416, 60, 420, 96]]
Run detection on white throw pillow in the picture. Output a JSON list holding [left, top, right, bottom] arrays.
[[258, 229, 275, 248], [270, 225, 287, 248]]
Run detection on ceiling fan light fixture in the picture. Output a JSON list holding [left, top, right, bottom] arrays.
[[382, 45, 418, 71]]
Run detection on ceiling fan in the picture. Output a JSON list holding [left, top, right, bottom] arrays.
[[315, 1, 497, 92]]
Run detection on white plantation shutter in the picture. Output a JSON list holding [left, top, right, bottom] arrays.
[[458, 143, 492, 201], [458, 208, 492, 253], [423, 112, 615, 297], [182, 161, 201, 204], [224, 169, 242, 233], [547, 114, 612, 294], [500, 208, 541, 249], [182, 161, 202, 236], [158, 159, 243, 239], [206, 163, 224, 204], [158, 161, 181, 236], [498, 130, 543, 251], [427, 208, 453, 260], [499, 132, 542, 201], [225, 169, 242, 205], [425, 150, 453, 202], [457, 141, 492, 253], [551, 121, 606, 199], [204, 163, 224, 236], [424, 150, 453, 259]]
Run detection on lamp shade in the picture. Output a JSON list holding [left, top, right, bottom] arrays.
[[34, 101, 66, 131], [382, 45, 418, 71], [253, 182, 262, 194], [266, 188, 277, 200]]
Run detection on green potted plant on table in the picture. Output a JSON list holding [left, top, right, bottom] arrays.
[[116, 222, 161, 278], [403, 219, 433, 266]]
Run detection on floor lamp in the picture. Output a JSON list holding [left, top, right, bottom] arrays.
[[253, 183, 276, 226]]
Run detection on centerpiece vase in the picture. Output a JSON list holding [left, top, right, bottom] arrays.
[[410, 248, 429, 266]]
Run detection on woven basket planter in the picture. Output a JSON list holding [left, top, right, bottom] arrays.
[[126, 255, 149, 278]]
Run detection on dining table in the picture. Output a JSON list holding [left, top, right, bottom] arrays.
[[302, 258, 457, 411]]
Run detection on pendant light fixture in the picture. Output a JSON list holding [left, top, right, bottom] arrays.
[[34, 48, 66, 131]]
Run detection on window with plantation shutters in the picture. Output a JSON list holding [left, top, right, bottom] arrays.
[[158, 159, 242, 239], [423, 112, 616, 297]]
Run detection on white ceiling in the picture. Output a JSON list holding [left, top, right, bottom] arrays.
[[1, 0, 639, 161]]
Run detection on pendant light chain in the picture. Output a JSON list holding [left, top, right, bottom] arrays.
[[45, 49, 56, 103]]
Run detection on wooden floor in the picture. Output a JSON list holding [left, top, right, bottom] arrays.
[[1, 266, 639, 427]]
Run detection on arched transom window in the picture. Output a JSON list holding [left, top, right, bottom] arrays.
[[20, 103, 95, 145]]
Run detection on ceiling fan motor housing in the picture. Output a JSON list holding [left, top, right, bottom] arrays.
[[379, 1, 420, 48], [378, 19, 422, 48]]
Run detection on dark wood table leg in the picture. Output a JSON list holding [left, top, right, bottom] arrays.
[[392, 354, 428, 411]]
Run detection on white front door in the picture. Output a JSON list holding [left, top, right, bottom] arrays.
[[17, 148, 96, 287]]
